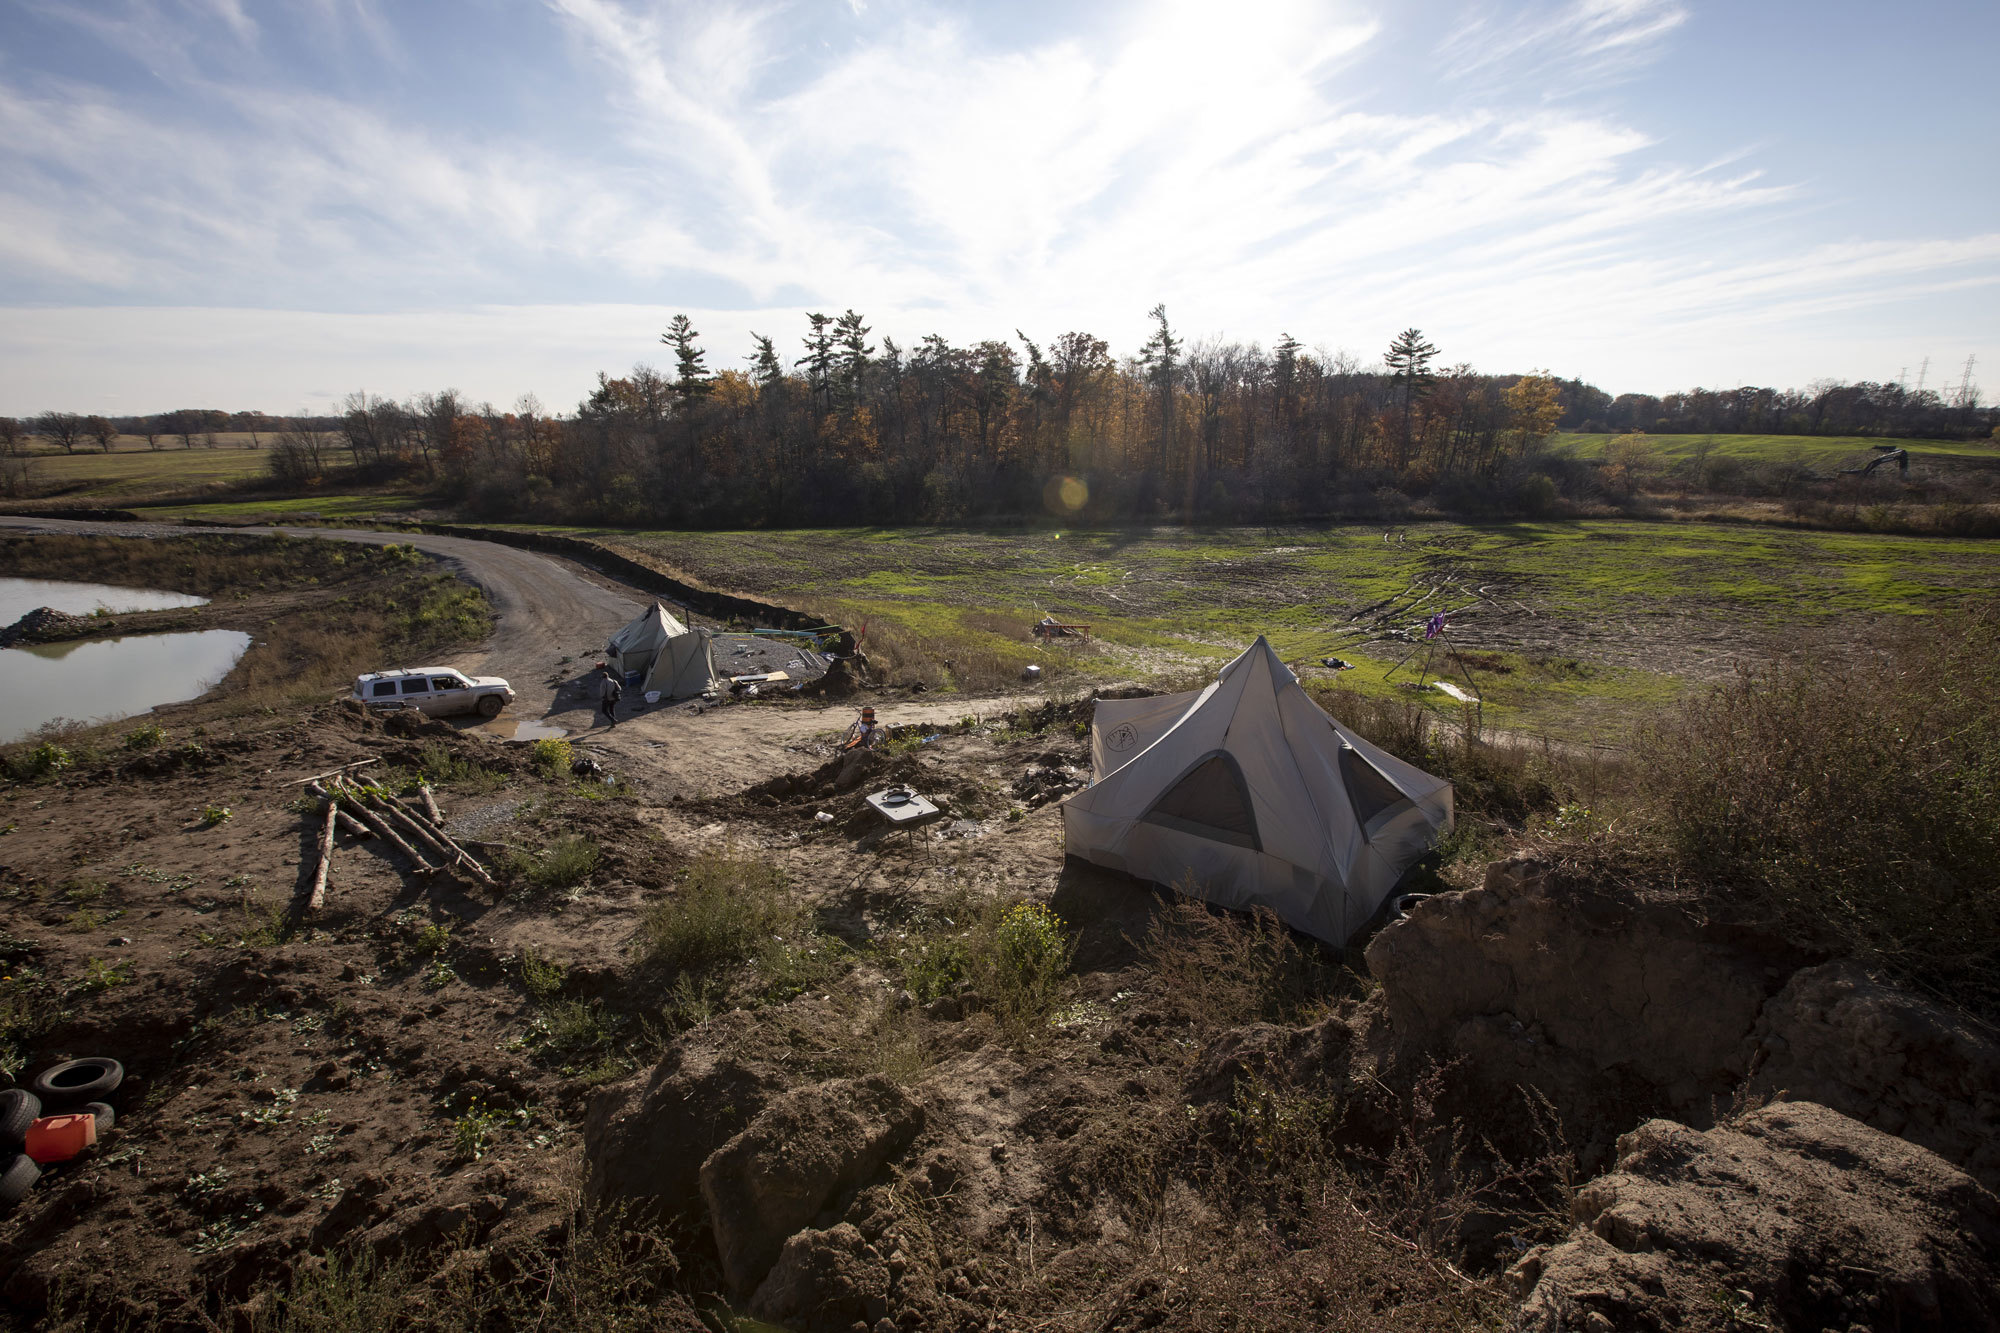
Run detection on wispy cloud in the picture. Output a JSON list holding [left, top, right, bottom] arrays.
[[0, 0, 1991, 412]]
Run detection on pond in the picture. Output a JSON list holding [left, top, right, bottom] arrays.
[[1, 632, 253, 743], [0, 576, 207, 624], [0, 578, 248, 743]]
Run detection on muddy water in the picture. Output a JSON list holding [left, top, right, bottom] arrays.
[[0, 630, 252, 743], [0, 576, 206, 623], [478, 717, 570, 742]]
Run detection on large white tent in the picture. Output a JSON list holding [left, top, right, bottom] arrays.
[[605, 601, 721, 701], [1062, 637, 1452, 946]]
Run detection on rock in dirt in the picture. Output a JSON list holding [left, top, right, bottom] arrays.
[[1748, 960, 2000, 1190], [1365, 857, 1791, 1116], [700, 1074, 923, 1292], [0, 606, 98, 647], [1511, 1101, 2000, 1333], [583, 1016, 791, 1229], [748, 1222, 892, 1331]]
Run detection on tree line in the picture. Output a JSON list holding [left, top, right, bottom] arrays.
[[6, 310, 1992, 525]]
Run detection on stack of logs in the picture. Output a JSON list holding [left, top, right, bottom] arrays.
[[299, 760, 496, 908]]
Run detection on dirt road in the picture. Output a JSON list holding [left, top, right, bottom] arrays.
[[0, 516, 1040, 776], [0, 516, 645, 718]]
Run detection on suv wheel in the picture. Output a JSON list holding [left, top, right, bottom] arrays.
[[476, 695, 504, 718]]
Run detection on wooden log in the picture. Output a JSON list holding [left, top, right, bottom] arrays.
[[418, 783, 444, 825], [370, 794, 455, 863], [307, 783, 374, 840], [390, 798, 498, 888], [330, 779, 433, 873], [308, 799, 337, 909], [283, 758, 380, 787]]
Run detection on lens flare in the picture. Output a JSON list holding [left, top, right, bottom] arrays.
[[1043, 474, 1088, 515]]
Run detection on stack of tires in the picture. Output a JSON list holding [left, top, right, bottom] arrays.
[[1, 1058, 123, 1218]]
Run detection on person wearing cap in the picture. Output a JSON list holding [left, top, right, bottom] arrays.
[[840, 706, 883, 751]]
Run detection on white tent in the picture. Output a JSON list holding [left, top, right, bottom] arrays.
[[605, 601, 721, 701], [1062, 637, 1453, 946]]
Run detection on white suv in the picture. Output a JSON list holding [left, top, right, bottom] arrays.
[[353, 667, 515, 719]]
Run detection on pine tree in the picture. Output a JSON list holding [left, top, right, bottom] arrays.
[[835, 309, 873, 409], [802, 313, 836, 418], [1384, 327, 1439, 466], [660, 315, 711, 398]]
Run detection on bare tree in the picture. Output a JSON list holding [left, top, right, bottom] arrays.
[[0, 417, 22, 457], [87, 415, 116, 452], [269, 416, 336, 484], [35, 411, 85, 454], [139, 417, 164, 450]]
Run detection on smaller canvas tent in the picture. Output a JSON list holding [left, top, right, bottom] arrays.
[[605, 602, 721, 701], [1063, 637, 1452, 946]]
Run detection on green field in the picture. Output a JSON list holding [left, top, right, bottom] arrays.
[[20, 437, 273, 497], [1554, 431, 2000, 468], [141, 494, 430, 519], [552, 519, 2000, 740]]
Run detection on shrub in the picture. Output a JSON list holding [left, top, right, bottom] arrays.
[[1636, 607, 2000, 1012], [518, 945, 565, 1000], [200, 804, 233, 826], [122, 722, 168, 751], [511, 834, 600, 892], [639, 848, 803, 975], [985, 901, 1073, 1036], [1140, 896, 1345, 1030], [16, 741, 72, 779], [529, 738, 573, 777]]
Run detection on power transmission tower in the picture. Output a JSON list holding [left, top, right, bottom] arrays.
[[1915, 356, 1930, 395], [1954, 355, 1977, 409]]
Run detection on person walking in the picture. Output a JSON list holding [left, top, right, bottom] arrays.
[[596, 663, 622, 727]]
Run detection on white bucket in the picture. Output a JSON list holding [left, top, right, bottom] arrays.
[[644, 691, 661, 704]]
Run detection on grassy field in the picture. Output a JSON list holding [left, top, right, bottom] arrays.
[[1554, 431, 2000, 468], [548, 519, 2000, 740], [19, 437, 273, 497], [140, 494, 430, 519]]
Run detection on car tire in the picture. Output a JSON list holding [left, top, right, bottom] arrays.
[[476, 695, 504, 718], [0, 1090, 39, 1152], [0, 1153, 39, 1213], [82, 1102, 115, 1135], [29, 1058, 123, 1108]]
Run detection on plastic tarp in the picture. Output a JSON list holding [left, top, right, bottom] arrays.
[[1062, 637, 1453, 946]]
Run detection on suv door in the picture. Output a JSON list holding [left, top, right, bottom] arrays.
[[398, 676, 436, 714], [430, 675, 472, 716]]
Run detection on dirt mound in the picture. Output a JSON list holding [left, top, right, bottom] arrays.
[[0, 606, 96, 647], [1511, 1101, 2000, 1332], [582, 1010, 795, 1234], [1364, 857, 1798, 1124], [701, 1074, 923, 1292], [1749, 961, 2000, 1191]]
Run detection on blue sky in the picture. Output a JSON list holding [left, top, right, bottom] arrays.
[[0, 0, 1994, 415]]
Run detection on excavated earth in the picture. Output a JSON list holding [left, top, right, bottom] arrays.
[[1, 532, 1996, 1332]]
